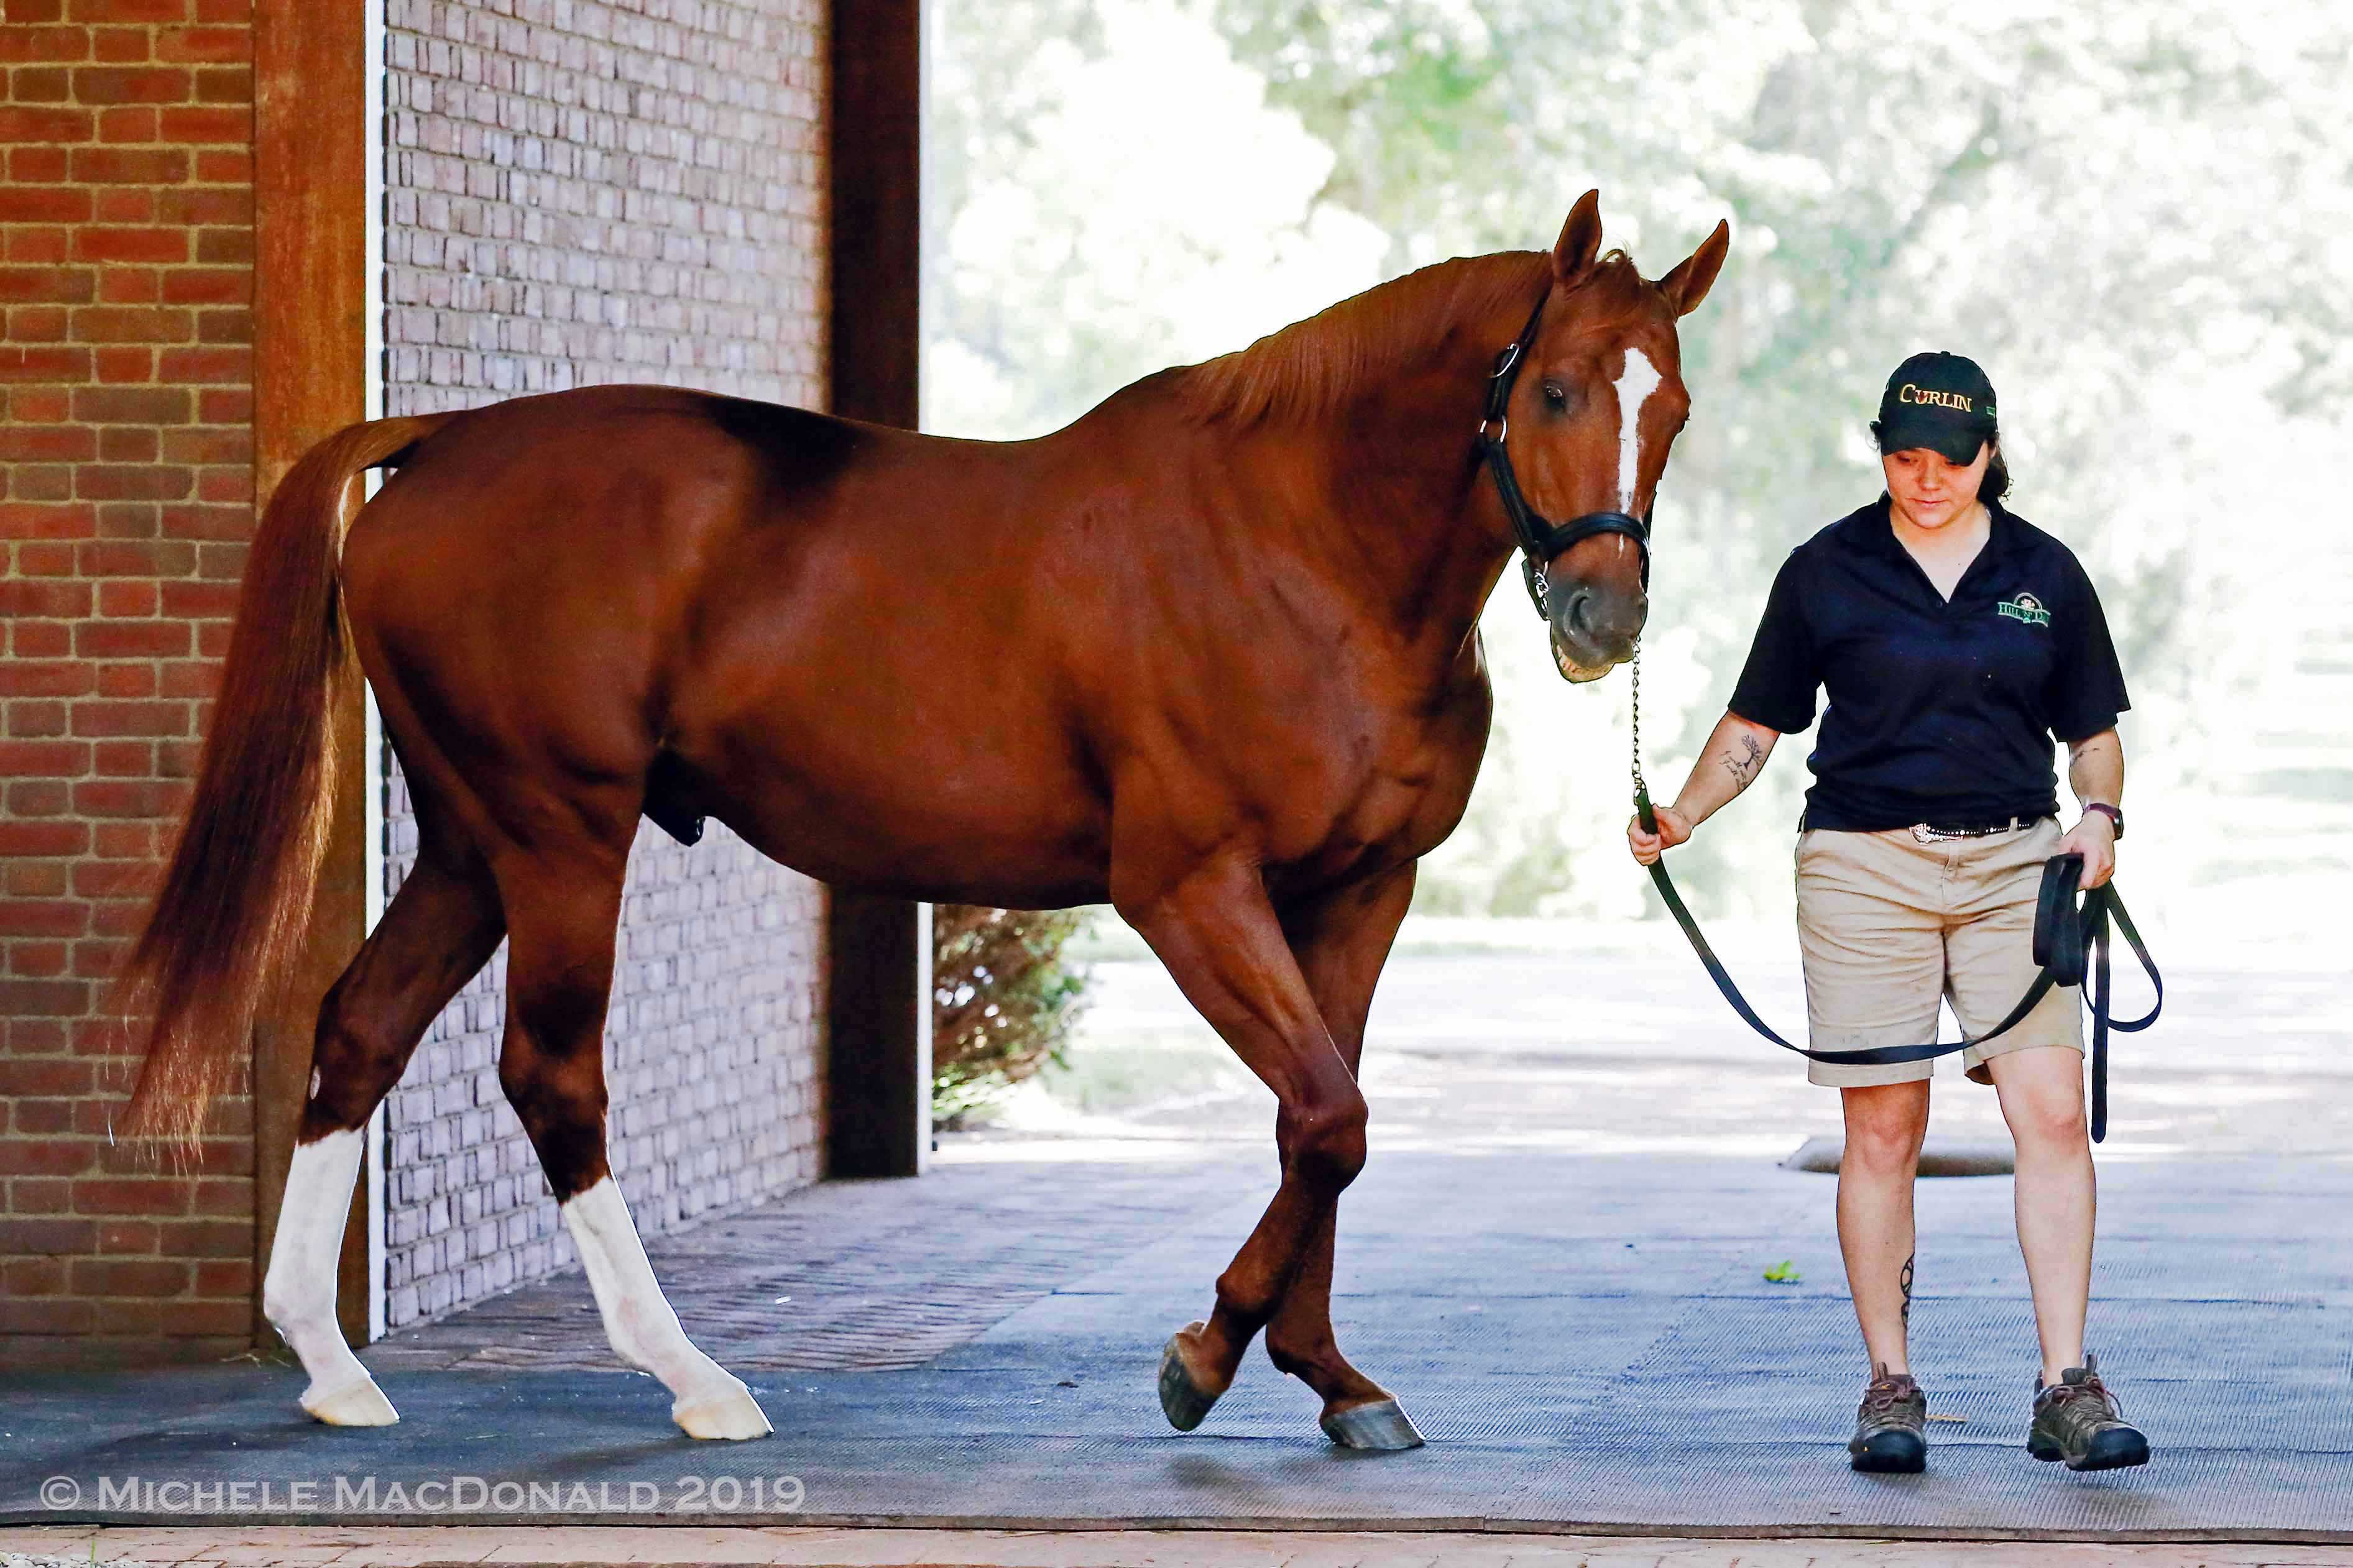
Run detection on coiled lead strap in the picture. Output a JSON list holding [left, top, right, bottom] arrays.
[[1634, 787, 2160, 1142]]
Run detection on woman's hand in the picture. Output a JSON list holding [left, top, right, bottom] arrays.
[[1624, 713, 1772, 866], [2055, 814, 2116, 889], [1626, 804, 1693, 866]]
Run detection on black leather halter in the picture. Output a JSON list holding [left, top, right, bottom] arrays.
[[1480, 293, 1654, 618]]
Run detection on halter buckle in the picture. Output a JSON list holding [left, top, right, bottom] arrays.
[[1522, 556, 1550, 617]]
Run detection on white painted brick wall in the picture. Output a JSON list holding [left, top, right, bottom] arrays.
[[375, 0, 830, 1331]]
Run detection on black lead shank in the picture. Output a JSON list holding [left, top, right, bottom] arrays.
[[1637, 783, 2160, 1145]]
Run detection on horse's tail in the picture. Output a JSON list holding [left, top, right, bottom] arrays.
[[116, 413, 456, 1151]]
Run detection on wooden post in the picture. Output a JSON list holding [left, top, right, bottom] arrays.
[[252, 0, 374, 1343], [824, 0, 931, 1179]]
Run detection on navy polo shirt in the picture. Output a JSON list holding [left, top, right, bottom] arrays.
[[1728, 497, 2130, 832]]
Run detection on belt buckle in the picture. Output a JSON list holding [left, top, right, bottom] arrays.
[[1912, 817, 2018, 843]]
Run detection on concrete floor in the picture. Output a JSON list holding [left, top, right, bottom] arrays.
[[1047, 933, 2353, 1160], [3, 1150, 2349, 1543], [4, 943, 2347, 1552]]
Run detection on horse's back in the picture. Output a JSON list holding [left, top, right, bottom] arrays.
[[338, 383, 1114, 894], [348, 383, 880, 554], [339, 387, 888, 822], [334, 378, 1473, 905]]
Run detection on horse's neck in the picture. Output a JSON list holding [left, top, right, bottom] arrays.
[[1167, 250, 1553, 658], [1285, 335, 1527, 654]]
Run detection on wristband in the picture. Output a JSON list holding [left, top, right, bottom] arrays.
[[2083, 802, 2122, 841]]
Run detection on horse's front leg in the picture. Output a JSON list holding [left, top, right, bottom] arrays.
[[1111, 848, 1369, 1442], [1263, 861, 1424, 1448]]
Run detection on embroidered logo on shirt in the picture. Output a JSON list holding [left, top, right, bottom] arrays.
[[1996, 592, 2051, 627]]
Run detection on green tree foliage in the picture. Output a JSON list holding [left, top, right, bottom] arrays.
[[927, 0, 2352, 919], [932, 904, 1091, 1126], [1210, 0, 2350, 915], [925, 0, 1388, 439]]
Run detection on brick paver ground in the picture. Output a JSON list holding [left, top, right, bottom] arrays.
[[372, 933, 2351, 1382], [364, 1152, 1268, 1374], [7, 947, 2346, 1562], [8, 1527, 2352, 1567]]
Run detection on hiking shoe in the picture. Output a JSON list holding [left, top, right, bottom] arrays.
[[1849, 1364, 1927, 1473], [2029, 1352, 2150, 1471]]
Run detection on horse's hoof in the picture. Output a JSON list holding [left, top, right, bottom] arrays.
[[1158, 1332, 1220, 1432], [301, 1376, 399, 1428], [673, 1383, 773, 1441], [1320, 1396, 1425, 1451]]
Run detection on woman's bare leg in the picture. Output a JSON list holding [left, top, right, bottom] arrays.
[[1838, 1080, 1932, 1372], [1985, 1045, 2094, 1382]]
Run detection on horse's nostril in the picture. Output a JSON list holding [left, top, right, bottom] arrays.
[[1566, 590, 1595, 641]]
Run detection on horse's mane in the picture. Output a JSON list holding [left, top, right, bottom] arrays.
[[1177, 248, 1649, 426]]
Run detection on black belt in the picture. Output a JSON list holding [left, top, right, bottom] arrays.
[[1907, 815, 2028, 840], [1801, 813, 2031, 840], [1636, 796, 2162, 1143]]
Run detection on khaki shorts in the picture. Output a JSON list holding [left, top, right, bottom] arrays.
[[1795, 815, 2083, 1089]]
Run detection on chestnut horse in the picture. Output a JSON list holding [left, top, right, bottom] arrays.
[[114, 191, 1728, 1447]]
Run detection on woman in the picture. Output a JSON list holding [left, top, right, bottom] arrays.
[[1626, 351, 2150, 1475]]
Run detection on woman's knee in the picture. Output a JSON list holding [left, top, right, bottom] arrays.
[[1989, 1048, 2089, 1151], [2005, 1083, 2088, 1152], [1841, 1083, 1929, 1170]]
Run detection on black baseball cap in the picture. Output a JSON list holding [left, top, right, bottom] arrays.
[[1871, 351, 1997, 465]]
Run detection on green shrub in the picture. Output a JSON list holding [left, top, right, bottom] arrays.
[[931, 905, 1090, 1126]]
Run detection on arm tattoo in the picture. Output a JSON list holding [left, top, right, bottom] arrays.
[[1718, 733, 1766, 789], [1899, 1252, 1915, 1326]]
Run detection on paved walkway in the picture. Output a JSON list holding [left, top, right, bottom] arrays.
[[4, 945, 2348, 1557], [4, 1149, 2349, 1542], [1044, 933, 2353, 1160], [364, 1156, 1269, 1375]]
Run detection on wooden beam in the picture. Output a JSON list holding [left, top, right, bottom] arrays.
[[824, 0, 930, 1179], [829, 0, 923, 430], [822, 894, 931, 1178], [252, 0, 372, 1344]]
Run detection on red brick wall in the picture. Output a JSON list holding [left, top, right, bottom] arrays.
[[1, 0, 844, 1361], [0, 0, 257, 1362]]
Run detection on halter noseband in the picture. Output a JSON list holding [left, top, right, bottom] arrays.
[[1479, 292, 1654, 618]]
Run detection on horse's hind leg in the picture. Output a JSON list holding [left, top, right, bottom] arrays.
[[1263, 864, 1423, 1448], [264, 848, 506, 1426], [491, 846, 771, 1441]]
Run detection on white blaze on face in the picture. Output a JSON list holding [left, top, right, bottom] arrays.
[[1612, 346, 1664, 511]]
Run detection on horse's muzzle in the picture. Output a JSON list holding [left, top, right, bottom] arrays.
[[1548, 584, 1646, 681]]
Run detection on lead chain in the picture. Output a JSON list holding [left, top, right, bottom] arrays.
[[1629, 635, 1649, 807]]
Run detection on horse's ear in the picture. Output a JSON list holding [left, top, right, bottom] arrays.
[[1657, 219, 1732, 318], [1552, 190, 1603, 285]]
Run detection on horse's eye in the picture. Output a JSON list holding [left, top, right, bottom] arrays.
[[1542, 382, 1567, 410]]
